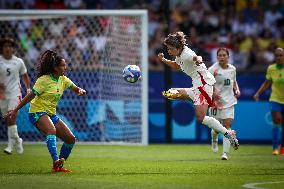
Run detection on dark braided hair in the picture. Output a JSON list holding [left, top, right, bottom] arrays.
[[36, 50, 63, 78], [164, 31, 187, 49]]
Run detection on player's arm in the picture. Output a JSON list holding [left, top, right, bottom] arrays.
[[158, 53, 180, 70], [21, 73, 31, 93], [64, 76, 86, 96], [71, 85, 87, 96], [233, 80, 241, 98], [253, 80, 272, 101], [3, 92, 36, 120]]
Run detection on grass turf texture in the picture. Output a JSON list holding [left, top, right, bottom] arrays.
[[0, 144, 283, 189]]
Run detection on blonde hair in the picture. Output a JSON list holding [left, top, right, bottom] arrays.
[[164, 31, 187, 49]]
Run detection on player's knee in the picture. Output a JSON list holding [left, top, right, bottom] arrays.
[[47, 128, 56, 135], [66, 135, 76, 144]]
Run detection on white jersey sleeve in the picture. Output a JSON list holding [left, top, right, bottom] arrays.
[[0, 55, 27, 99], [19, 58, 27, 75], [175, 46, 215, 87], [209, 63, 237, 108]]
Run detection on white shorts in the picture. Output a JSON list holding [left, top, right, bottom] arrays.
[[0, 97, 21, 115], [185, 84, 214, 106], [208, 106, 235, 119]]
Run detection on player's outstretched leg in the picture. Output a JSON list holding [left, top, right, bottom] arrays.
[[211, 129, 218, 153]]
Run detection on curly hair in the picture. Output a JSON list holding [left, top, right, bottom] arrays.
[[164, 31, 187, 49], [36, 50, 63, 78], [0, 38, 15, 54]]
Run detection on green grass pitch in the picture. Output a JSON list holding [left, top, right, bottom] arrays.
[[0, 144, 284, 189]]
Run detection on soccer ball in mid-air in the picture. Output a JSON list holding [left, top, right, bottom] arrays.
[[122, 65, 141, 83]]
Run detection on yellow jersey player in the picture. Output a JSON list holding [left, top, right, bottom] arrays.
[[5, 50, 86, 172], [254, 47, 284, 155], [0, 38, 31, 155]]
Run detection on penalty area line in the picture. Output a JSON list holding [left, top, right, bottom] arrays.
[[242, 181, 284, 189]]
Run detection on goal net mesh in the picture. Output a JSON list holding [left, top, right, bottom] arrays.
[[0, 11, 147, 144]]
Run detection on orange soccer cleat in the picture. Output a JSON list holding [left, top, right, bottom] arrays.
[[272, 149, 279, 155], [52, 158, 73, 173], [53, 167, 73, 173]]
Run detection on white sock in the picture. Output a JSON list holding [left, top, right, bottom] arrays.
[[7, 127, 13, 149], [223, 129, 231, 153], [211, 129, 218, 142], [8, 125, 20, 141], [202, 116, 228, 135]]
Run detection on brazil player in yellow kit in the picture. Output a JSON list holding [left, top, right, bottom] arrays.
[[254, 48, 284, 155], [5, 50, 86, 172]]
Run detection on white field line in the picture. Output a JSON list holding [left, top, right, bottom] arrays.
[[243, 181, 284, 189]]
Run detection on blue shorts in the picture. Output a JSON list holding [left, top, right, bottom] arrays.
[[270, 101, 284, 114], [29, 112, 60, 127]]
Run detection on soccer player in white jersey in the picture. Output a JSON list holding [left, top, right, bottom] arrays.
[[158, 31, 239, 150], [0, 38, 31, 154], [208, 48, 241, 160]]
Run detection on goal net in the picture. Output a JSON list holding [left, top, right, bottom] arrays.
[[0, 10, 148, 145]]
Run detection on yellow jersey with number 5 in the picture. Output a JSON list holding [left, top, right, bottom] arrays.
[[266, 64, 284, 104], [29, 74, 74, 115]]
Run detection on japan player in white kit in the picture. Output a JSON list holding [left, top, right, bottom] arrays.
[[158, 32, 239, 150], [208, 48, 241, 160], [0, 38, 31, 154]]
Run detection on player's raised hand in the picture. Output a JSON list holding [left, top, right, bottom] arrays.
[[158, 53, 164, 62], [78, 88, 86, 96]]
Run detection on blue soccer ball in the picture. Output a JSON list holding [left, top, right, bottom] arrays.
[[122, 65, 141, 83]]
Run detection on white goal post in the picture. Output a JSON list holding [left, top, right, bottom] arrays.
[[0, 10, 148, 145]]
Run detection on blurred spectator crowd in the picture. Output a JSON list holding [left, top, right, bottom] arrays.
[[1, 0, 284, 73]]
